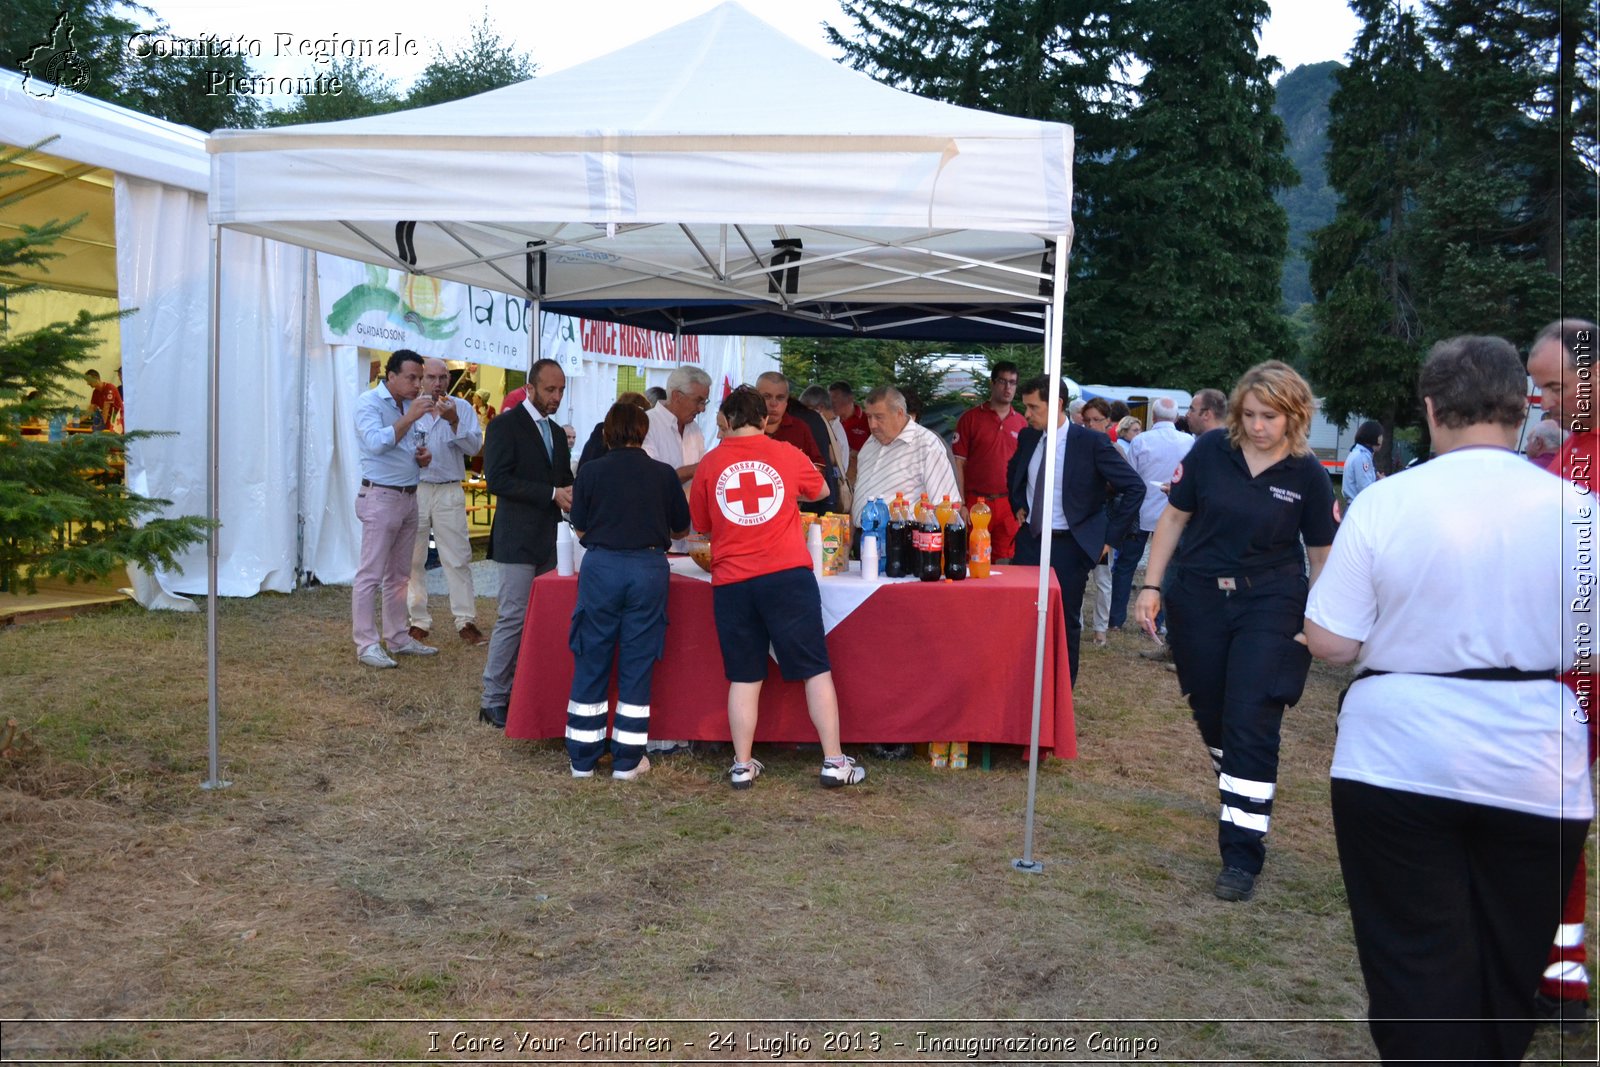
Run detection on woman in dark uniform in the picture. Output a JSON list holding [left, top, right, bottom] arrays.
[[565, 401, 691, 780], [1133, 361, 1336, 902]]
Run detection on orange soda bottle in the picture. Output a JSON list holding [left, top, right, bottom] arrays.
[[934, 495, 955, 572], [969, 499, 992, 578]]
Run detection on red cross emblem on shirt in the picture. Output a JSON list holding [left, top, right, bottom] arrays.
[[716, 459, 785, 526], [725, 470, 775, 515]]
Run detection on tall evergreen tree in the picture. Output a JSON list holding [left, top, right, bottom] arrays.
[[1310, 0, 1596, 454], [826, 0, 1137, 377], [1307, 0, 1437, 442], [1072, 0, 1297, 389], [0, 145, 210, 594], [404, 14, 536, 109], [1409, 0, 1570, 343]]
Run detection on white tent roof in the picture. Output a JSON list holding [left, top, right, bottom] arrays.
[[207, 1, 1073, 341], [1, 75, 207, 296]]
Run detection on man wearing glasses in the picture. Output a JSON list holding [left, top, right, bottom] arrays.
[[643, 365, 712, 497], [952, 362, 1025, 562]]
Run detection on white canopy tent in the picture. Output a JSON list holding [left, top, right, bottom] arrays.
[[208, 2, 1075, 867]]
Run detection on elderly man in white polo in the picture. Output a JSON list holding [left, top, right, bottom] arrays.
[[849, 385, 959, 525]]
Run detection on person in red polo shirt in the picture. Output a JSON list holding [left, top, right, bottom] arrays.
[[952, 361, 1025, 562], [690, 387, 867, 792], [830, 380, 871, 455], [1526, 317, 1599, 1031]]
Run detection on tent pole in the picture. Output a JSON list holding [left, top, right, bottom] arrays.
[[1012, 233, 1068, 874], [293, 249, 311, 588], [202, 225, 230, 791]]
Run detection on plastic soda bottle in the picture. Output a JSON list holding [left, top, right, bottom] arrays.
[[969, 499, 992, 579], [885, 495, 910, 578], [916, 506, 943, 582], [869, 497, 889, 574], [943, 507, 968, 580]]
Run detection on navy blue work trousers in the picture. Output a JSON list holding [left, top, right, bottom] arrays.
[[1164, 567, 1311, 874], [566, 548, 669, 771]]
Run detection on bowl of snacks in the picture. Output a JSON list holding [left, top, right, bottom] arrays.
[[684, 533, 713, 573]]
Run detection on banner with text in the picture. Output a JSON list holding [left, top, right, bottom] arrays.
[[317, 254, 706, 376]]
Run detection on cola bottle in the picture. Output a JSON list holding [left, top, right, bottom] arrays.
[[885, 497, 910, 578], [917, 507, 943, 581], [944, 507, 968, 580]]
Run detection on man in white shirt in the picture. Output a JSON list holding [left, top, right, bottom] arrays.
[[850, 385, 959, 523], [406, 358, 486, 647], [643, 365, 711, 493]]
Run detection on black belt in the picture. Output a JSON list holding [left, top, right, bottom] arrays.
[[1339, 665, 1562, 716], [1197, 562, 1303, 590], [1354, 667, 1561, 683], [361, 479, 417, 494]]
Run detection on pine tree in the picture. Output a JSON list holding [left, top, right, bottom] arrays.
[[1309, 0, 1597, 455], [1408, 0, 1567, 343], [0, 144, 210, 594], [826, 0, 1137, 378], [1306, 0, 1437, 446], [404, 13, 537, 109], [1072, 0, 1297, 389]]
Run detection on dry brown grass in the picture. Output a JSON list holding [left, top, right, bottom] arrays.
[[1, 588, 1594, 1063]]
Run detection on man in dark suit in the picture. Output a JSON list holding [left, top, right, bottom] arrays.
[[480, 358, 574, 729], [1007, 374, 1144, 687]]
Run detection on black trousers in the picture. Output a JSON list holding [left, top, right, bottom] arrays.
[[1015, 528, 1096, 688], [1332, 778, 1588, 1064], [1165, 568, 1310, 874]]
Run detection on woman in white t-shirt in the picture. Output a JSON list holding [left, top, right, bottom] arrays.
[[1305, 335, 1593, 1064]]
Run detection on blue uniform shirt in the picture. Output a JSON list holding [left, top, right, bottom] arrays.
[[354, 380, 422, 486]]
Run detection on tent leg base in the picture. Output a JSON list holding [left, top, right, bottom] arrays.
[[200, 778, 233, 791], [1010, 858, 1044, 875]]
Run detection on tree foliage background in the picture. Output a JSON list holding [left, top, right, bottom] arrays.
[[1308, 0, 1596, 465]]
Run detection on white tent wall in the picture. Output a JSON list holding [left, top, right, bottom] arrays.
[[296, 343, 366, 587], [115, 175, 363, 595]]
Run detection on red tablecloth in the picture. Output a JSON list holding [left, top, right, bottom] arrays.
[[505, 565, 1075, 756]]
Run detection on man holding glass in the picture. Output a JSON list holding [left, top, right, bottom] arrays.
[[352, 349, 441, 668]]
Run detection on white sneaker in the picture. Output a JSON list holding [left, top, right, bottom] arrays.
[[391, 640, 439, 656], [357, 643, 397, 669], [729, 758, 764, 790], [820, 755, 867, 788], [612, 755, 650, 781], [570, 764, 595, 779]]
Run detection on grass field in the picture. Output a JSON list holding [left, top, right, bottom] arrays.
[[1, 581, 1595, 1064]]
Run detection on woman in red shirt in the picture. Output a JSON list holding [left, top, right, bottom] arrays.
[[690, 387, 866, 790]]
